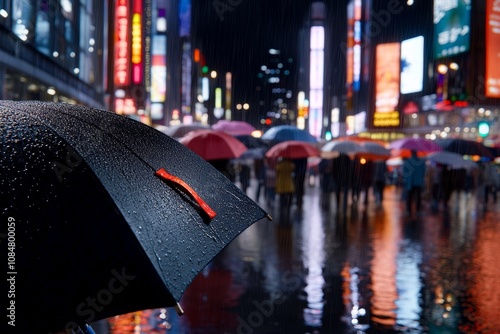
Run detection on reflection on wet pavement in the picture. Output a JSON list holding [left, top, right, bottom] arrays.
[[108, 182, 500, 334]]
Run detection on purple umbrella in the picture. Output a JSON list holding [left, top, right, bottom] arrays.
[[212, 120, 256, 136]]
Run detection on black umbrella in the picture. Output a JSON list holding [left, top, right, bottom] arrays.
[[0, 101, 269, 333], [436, 138, 494, 160]]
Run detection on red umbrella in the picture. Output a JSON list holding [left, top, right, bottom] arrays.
[[265, 140, 320, 159], [180, 129, 248, 160], [212, 120, 256, 136]]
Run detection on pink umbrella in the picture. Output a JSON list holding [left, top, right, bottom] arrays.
[[180, 129, 248, 160], [212, 120, 256, 136]]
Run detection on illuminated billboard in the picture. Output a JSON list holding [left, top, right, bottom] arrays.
[[114, 0, 130, 86], [400, 36, 424, 94], [150, 35, 166, 103], [486, 0, 500, 97], [374, 43, 400, 127], [309, 25, 324, 138], [433, 0, 471, 59]]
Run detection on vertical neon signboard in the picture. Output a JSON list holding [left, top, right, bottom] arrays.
[[132, 0, 143, 84], [114, 0, 130, 86], [309, 25, 324, 138]]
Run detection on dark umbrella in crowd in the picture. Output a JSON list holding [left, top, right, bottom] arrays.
[[261, 125, 318, 144], [0, 101, 269, 333], [436, 138, 494, 160]]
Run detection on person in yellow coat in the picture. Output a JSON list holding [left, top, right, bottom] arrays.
[[275, 157, 295, 221]]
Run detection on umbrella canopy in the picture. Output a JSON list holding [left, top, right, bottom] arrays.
[[321, 139, 367, 159], [179, 129, 248, 160], [389, 137, 442, 157], [265, 140, 320, 159], [425, 151, 479, 170], [212, 120, 256, 136], [261, 125, 317, 144], [157, 123, 210, 139], [357, 142, 391, 161], [0, 101, 268, 333], [436, 138, 494, 159]]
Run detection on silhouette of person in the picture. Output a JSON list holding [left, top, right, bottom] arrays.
[[402, 150, 426, 216], [275, 157, 295, 221], [331, 153, 352, 214]]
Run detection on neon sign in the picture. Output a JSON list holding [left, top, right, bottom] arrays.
[[114, 0, 130, 86], [132, 0, 142, 84]]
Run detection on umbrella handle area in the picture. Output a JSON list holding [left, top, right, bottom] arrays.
[[155, 168, 217, 220]]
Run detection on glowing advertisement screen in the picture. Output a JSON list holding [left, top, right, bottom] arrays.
[[433, 0, 471, 59], [486, 0, 500, 97], [150, 35, 166, 102], [374, 43, 400, 127], [400, 36, 424, 94]]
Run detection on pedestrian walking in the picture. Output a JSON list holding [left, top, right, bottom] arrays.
[[402, 149, 426, 216], [331, 153, 352, 214], [239, 161, 251, 195], [292, 157, 308, 209], [264, 157, 277, 207], [373, 160, 388, 208], [254, 158, 266, 202], [318, 158, 334, 208], [275, 157, 295, 221], [351, 158, 374, 207]]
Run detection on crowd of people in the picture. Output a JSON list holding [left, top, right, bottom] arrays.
[[209, 150, 500, 221]]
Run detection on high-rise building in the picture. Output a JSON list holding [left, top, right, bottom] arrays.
[[0, 0, 108, 108]]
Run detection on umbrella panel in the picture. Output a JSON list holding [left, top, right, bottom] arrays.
[[180, 129, 248, 160], [265, 141, 320, 159], [261, 125, 317, 144]]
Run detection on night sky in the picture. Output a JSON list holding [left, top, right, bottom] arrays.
[[192, 0, 312, 124]]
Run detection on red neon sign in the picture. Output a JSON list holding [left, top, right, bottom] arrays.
[[114, 0, 130, 86]]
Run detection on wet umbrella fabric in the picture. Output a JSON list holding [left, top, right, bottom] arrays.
[[212, 120, 256, 136], [425, 151, 478, 170], [0, 101, 268, 333], [321, 140, 367, 159], [265, 140, 320, 159], [261, 125, 317, 144], [357, 142, 391, 161], [436, 138, 494, 159], [180, 129, 248, 160]]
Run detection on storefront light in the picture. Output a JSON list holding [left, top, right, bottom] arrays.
[[464, 127, 470, 133], [53, 51, 59, 58], [0, 9, 8, 18], [73, 68, 80, 74], [449, 62, 459, 71], [70, 52, 76, 58], [455, 127, 461, 132], [485, 110, 492, 116], [437, 64, 448, 74], [411, 113, 417, 119], [440, 131, 448, 138], [47, 87, 56, 96], [478, 108, 485, 114], [444, 127, 450, 132]]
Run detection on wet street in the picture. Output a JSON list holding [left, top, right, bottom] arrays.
[[108, 177, 500, 334]]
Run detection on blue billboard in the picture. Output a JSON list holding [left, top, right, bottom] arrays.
[[433, 0, 471, 58]]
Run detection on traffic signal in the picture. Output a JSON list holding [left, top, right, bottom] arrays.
[[478, 121, 490, 138]]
